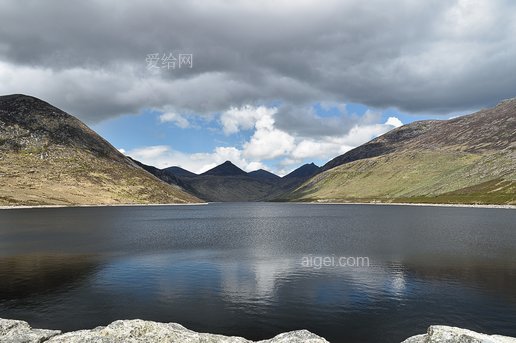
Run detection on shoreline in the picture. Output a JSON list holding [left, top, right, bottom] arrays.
[[0, 202, 209, 210], [1, 318, 515, 343], [303, 201, 516, 209], [0, 201, 514, 210]]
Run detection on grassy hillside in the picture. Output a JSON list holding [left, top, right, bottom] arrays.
[[0, 94, 201, 206], [284, 99, 516, 205]]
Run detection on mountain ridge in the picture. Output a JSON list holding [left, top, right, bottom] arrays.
[[201, 161, 248, 176], [163, 166, 197, 178], [132, 159, 320, 202], [284, 98, 516, 204], [248, 169, 281, 180], [321, 99, 515, 172]]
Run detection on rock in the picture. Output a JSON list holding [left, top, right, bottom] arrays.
[[401, 325, 516, 343], [0, 318, 328, 343], [3, 318, 516, 343], [0, 318, 61, 343]]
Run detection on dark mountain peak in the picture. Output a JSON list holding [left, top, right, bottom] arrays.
[[201, 160, 247, 176], [0, 94, 68, 122], [248, 169, 281, 180], [283, 163, 320, 179], [163, 166, 197, 178], [0, 94, 126, 162]]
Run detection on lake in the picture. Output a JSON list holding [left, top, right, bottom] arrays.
[[0, 203, 515, 342]]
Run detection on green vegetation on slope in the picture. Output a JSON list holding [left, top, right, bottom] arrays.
[[286, 150, 515, 205], [284, 98, 516, 205]]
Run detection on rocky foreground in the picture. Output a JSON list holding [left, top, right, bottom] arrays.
[[0, 318, 327, 343], [2, 318, 516, 343], [402, 326, 516, 343]]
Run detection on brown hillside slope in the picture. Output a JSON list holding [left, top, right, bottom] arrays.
[[285, 99, 515, 205], [0, 94, 201, 206]]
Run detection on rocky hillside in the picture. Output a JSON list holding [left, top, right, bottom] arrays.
[[0, 94, 200, 206], [285, 99, 516, 205]]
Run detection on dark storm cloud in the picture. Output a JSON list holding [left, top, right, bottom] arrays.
[[1, 0, 515, 125]]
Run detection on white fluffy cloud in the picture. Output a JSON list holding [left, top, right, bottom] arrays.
[[242, 108, 296, 160], [220, 105, 276, 135], [290, 118, 403, 160], [126, 104, 403, 175], [159, 112, 190, 128], [385, 117, 403, 128], [126, 145, 265, 174]]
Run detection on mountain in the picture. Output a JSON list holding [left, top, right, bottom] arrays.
[[181, 162, 323, 202], [179, 161, 276, 202], [134, 160, 320, 202], [284, 99, 516, 205], [128, 157, 187, 188], [163, 166, 197, 178], [0, 94, 201, 206], [283, 163, 320, 179], [201, 161, 248, 176], [248, 169, 281, 180], [178, 174, 279, 202]]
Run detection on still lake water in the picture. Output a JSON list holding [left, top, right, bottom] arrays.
[[0, 203, 515, 342]]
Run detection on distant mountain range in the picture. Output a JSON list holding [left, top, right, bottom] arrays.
[[1, 94, 514, 205], [283, 98, 516, 204], [163, 166, 197, 178], [248, 169, 281, 180], [136, 159, 320, 202], [0, 94, 200, 205]]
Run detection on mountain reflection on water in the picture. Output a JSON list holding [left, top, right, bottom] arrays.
[[0, 203, 515, 343]]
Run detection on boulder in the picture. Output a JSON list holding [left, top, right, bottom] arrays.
[[0, 318, 328, 343], [0, 318, 60, 343], [402, 325, 516, 343]]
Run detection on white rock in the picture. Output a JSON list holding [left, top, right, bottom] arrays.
[[0, 318, 61, 343], [0, 318, 328, 343], [3, 318, 516, 343], [401, 325, 516, 343]]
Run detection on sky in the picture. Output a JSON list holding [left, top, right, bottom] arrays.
[[1, 0, 515, 175]]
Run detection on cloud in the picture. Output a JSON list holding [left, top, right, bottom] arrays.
[[274, 104, 384, 138], [290, 119, 402, 160], [2, 0, 512, 174], [385, 117, 403, 128], [126, 145, 264, 174], [242, 109, 295, 160], [220, 105, 276, 135], [159, 111, 189, 128], [1, 0, 515, 124], [126, 107, 402, 174]]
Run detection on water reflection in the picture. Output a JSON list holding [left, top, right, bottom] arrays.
[[0, 204, 515, 342], [0, 254, 100, 300]]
